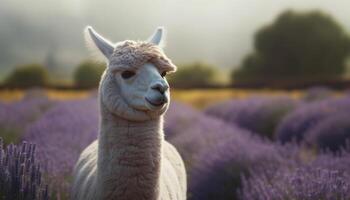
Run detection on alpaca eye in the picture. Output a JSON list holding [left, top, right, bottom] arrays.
[[121, 70, 135, 79], [161, 72, 167, 78]]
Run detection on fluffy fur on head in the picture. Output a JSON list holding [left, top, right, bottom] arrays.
[[99, 71, 169, 122], [109, 40, 177, 73], [98, 39, 177, 122]]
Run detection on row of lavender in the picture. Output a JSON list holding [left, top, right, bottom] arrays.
[[205, 93, 350, 152], [1, 89, 350, 199]]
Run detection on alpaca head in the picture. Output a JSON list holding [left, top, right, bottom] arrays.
[[86, 26, 176, 121]]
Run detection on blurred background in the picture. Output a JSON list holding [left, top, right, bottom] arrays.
[[1, 0, 350, 199], [1, 0, 350, 89]]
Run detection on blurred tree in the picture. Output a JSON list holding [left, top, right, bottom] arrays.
[[168, 62, 218, 88], [74, 60, 105, 88], [5, 64, 49, 88], [232, 10, 350, 84]]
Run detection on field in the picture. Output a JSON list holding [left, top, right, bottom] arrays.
[[0, 88, 304, 107], [1, 88, 350, 199]]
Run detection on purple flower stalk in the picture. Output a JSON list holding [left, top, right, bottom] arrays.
[[239, 151, 350, 200], [0, 137, 49, 200]]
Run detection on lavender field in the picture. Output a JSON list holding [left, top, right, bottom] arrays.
[[1, 90, 350, 199]]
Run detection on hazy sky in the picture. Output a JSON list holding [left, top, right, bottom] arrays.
[[80, 0, 350, 68], [1, 0, 350, 78]]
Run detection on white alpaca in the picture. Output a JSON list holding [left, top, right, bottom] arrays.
[[71, 26, 187, 200]]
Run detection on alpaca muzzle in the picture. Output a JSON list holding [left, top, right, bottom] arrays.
[[146, 95, 168, 107]]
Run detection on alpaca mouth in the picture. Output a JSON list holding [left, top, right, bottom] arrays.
[[145, 97, 166, 107]]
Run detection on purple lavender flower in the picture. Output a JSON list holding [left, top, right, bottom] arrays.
[[167, 103, 291, 200], [164, 101, 200, 140], [304, 112, 350, 152], [302, 86, 333, 102], [0, 137, 49, 200], [205, 96, 298, 139], [0, 97, 51, 127], [165, 101, 256, 172], [23, 98, 99, 177], [239, 151, 350, 200], [240, 167, 350, 200], [311, 150, 350, 172], [276, 96, 350, 144], [0, 97, 52, 144], [23, 98, 99, 197], [189, 135, 290, 200]]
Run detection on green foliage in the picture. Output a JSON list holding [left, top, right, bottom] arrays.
[[74, 60, 105, 88], [0, 127, 21, 145], [5, 64, 49, 88], [168, 62, 218, 88], [232, 10, 350, 84]]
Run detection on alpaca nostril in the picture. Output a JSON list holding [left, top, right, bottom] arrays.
[[151, 83, 168, 94]]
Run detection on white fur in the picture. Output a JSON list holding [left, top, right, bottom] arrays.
[[72, 27, 186, 200]]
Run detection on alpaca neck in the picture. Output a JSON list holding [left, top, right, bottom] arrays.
[[97, 105, 163, 200]]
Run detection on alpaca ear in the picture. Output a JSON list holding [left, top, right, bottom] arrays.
[[148, 27, 166, 48], [85, 26, 114, 59]]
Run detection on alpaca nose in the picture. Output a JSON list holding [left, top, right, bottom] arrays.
[[151, 83, 169, 94]]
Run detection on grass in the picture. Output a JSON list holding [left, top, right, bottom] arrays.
[[0, 89, 91, 102], [0, 89, 24, 102], [0, 127, 22, 145]]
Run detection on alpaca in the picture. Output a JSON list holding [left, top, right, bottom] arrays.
[[71, 26, 187, 200]]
